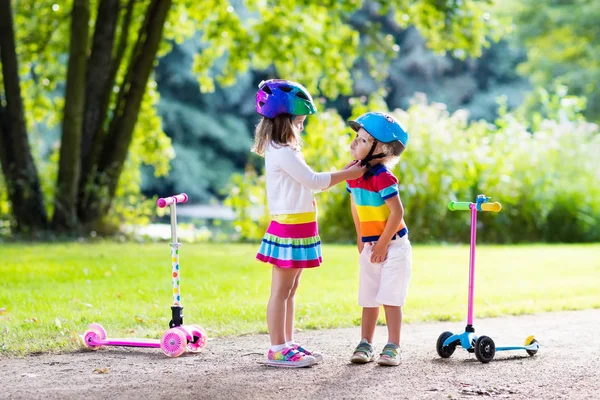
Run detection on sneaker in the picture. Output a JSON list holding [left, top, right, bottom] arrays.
[[292, 343, 323, 363], [377, 343, 401, 366], [350, 339, 374, 364], [265, 346, 316, 368]]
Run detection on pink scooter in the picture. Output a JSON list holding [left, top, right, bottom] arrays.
[[82, 193, 207, 357]]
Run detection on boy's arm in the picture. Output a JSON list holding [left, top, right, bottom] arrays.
[[379, 195, 404, 245], [370, 194, 404, 263], [350, 195, 363, 253]]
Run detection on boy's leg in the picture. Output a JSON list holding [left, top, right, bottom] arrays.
[[361, 307, 380, 344], [351, 243, 381, 363], [376, 305, 403, 366], [382, 305, 402, 346], [350, 309, 378, 363], [374, 239, 411, 366]]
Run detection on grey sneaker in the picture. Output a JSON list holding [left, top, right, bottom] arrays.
[[350, 339, 375, 364], [376, 343, 401, 366]]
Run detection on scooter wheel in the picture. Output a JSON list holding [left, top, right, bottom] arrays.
[[187, 325, 208, 352], [83, 324, 106, 350], [161, 328, 187, 357], [525, 336, 538, 356], [88, 323, 107, 340], [474, 335, 495, 363], [436, 331, 456, 358]]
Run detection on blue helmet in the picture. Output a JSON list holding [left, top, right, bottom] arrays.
[[349, 112, 408, 147]]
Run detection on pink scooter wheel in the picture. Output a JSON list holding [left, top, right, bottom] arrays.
[[161, 328, 187, 357], [88, 323, 107, 340], [187, 325, 208, 352], [83, 324, 106, 349]]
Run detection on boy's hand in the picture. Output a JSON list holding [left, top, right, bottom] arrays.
[[370, 241, 389, 263], [357, 238, 364, 254]]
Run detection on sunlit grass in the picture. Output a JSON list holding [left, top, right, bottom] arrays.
[[1, 242, 598, 355]]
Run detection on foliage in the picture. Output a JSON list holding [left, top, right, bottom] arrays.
[[510, 0, 600, 122], [2, 0, 504, 234], [189, 0, 505, 98], [227, 93, 600, 243]]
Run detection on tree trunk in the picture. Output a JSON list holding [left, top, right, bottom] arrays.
[[78, 0, 134, 221], [79, 0, 172, 228], [52, 0, 90, 231], [0, 0, 48, 234], [80, 0, 120, 161]]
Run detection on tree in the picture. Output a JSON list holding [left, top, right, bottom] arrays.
[[0, 0, 503, 235], [511, 0, 600, 121]]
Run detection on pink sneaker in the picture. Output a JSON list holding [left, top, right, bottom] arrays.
[[265, 347, 316, 368], [292, 343, 323, 363]]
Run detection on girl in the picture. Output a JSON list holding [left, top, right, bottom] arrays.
[[253, 79, 365, 368]]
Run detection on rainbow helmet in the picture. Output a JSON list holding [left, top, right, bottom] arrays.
[[256, 79, 317, 118]]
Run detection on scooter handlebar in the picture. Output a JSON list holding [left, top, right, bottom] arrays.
[[157, 193, 188, 208], [480, 202, 502, 212], [448, 201, 471, 211], [448, 201, 502, 212]]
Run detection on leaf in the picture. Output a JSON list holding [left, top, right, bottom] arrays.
[[93, 367, 109, 374]]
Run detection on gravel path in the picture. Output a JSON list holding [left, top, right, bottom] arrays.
[[2, 309, 599, 399]]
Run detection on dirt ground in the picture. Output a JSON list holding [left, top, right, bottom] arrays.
[[1, 309, 599, 400]]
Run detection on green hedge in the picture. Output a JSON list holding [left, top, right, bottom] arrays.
[[227, 95, 600, 243]]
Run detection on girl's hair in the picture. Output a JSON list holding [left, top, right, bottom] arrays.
[[251, 114, 300, 156]]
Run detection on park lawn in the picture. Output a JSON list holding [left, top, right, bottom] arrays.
[[1, 242, 599, 356]]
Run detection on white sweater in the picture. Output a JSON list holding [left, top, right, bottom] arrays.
[[264, 144, 332, 215]]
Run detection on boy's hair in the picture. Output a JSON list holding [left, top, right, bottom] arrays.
[[379, 141, 405, 168], [251, 114, 300, 156]]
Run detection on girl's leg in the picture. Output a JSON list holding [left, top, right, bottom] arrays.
[[267, 266, 300, 346], [361, 307, 380, 344], [285, 269, 303, 343], [382, 305, 402, 346]]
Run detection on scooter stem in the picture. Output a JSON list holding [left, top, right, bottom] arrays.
[[466, 203, 477, 330], [169, 202, 183, 327]]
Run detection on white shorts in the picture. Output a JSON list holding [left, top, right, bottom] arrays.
[[358, 235, 412, 307]]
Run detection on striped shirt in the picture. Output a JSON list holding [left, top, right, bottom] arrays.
[[346, 164, 408, 243]]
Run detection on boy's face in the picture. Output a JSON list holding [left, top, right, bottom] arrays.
[[350, 127, 376, 160]]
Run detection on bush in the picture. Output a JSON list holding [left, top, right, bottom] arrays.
[[227, 94, 600, 243]]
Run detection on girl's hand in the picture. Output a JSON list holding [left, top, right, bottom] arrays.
[[342, 160, 360, 170], [370, 242, 389, 263], [357, 239, 364, 254], [345, 161, 366, 179]]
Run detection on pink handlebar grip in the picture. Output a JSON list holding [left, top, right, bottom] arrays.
[[157, 193, 188, 208]]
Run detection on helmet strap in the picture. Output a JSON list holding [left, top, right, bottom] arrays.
[[360, 140, 386, 168], [359, 140, 386, 179]]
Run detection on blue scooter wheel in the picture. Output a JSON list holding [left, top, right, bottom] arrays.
[[474, 335, 495, 363], [436, 331, 456, 358], [526, 338, 538, 356]]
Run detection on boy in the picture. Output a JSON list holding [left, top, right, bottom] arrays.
[[346, 112, 412, 366]]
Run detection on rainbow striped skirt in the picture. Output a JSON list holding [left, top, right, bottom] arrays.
[[256, 211, 322, 269]]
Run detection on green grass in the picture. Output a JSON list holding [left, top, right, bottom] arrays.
[[1, 242, 599, 356]]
